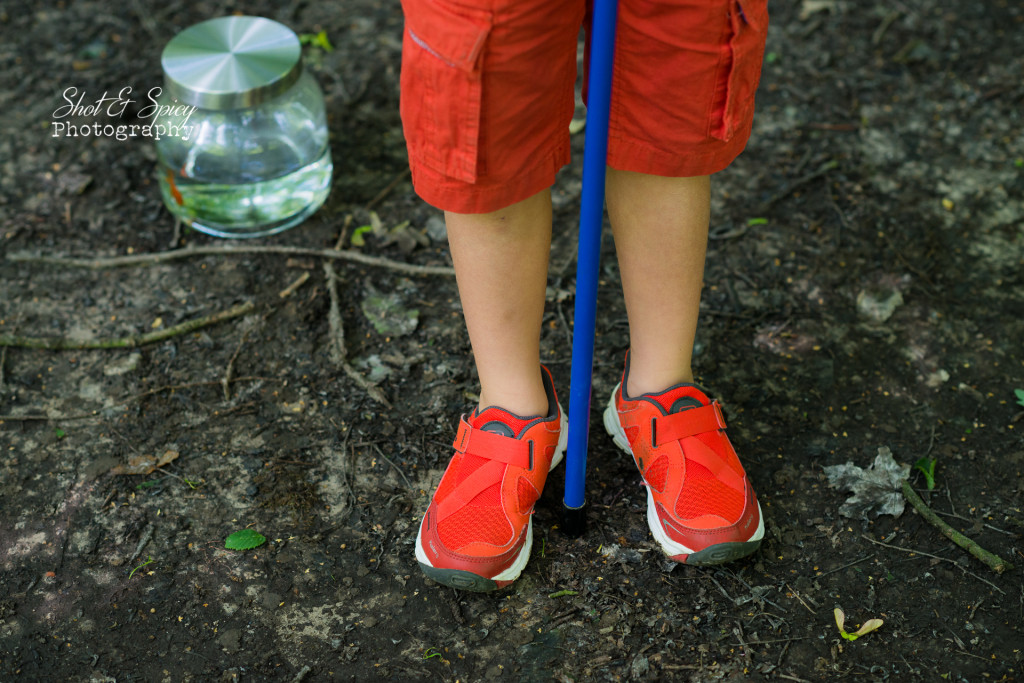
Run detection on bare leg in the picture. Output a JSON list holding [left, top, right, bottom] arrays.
[[605, 168, 711, 397], [445, 188, 552, 416]]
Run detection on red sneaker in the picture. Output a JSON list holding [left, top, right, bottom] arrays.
[[603, 357, 763, 565], [415, 366, 566, 591]]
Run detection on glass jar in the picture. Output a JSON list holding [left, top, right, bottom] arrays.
[[155, 16, 332, 238]]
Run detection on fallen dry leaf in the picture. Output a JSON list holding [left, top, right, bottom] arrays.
[[823, 446, 909, 520], [109, 450, 179, 476]]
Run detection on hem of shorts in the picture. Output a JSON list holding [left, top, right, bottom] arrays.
[[606, 129, 752, 178], [409, 142, 570, 215]]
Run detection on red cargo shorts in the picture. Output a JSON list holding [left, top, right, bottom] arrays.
[[399, 0, 769, 214]]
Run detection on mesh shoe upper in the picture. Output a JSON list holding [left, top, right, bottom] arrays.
[[433, 407, 548, 550], [610, 370, 762, 558], [417, 366, 565, 583]]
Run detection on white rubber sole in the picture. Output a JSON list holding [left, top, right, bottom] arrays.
[[415, 407, 568, 588], [602, 385, 764, 560]]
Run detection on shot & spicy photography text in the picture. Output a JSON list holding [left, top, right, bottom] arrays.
[[50, 86, 197, 141]]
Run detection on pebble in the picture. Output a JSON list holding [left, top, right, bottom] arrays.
[[217, 628, 241, 654], [856, 288, 904, 323], [630, 654, 649, 679], [425, 215, 447, 242]]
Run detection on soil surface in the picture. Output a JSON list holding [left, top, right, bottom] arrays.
[[2, 1, 1023, 681]]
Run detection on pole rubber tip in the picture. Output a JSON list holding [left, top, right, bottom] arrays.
[[561, 504, 587, 538]]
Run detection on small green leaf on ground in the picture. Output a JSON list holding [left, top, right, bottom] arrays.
[[834, 607, 883, 641], [136, 480, 158, 490], [423, 647, 441, 660], [548, 590, 578, 598], [54, 427, 66, 439], [225, 528, 266, 551], [913, 457, 936, 490], [299, 30, 333, 51], [350, 224, 373, 247], [128, 556, 154, 580], [747, 217, 769, 226], [1014, 388, 1024, 407]]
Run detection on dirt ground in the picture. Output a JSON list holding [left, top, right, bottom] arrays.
[[2, 0, 1023, 681]]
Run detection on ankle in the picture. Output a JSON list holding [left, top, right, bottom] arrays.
[[477, 384, 549, 418], [625, 366, 694, 399]]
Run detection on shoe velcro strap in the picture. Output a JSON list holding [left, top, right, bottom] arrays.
[[436, 459, 507, 521], [453, 416, 533, 468], [653, 402, 726, 447]]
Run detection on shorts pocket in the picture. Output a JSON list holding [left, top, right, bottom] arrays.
[[709, 0, 769, 142], [400, 0, 492, 184]]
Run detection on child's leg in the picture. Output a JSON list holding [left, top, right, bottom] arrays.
[[602, 169, 765, 565], [605, 169, 710, 396], [444, 188, 552, 416], [401, 0, 581, 591]]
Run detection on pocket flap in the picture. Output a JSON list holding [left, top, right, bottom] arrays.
[[404, 0, 492, 73]]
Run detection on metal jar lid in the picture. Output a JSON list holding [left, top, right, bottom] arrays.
[[161, 16, 303, 110]]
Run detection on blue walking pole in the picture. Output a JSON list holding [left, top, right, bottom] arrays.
[[562, 0, 619, 537]]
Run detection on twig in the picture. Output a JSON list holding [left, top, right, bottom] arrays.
[[733, 621, 753, 668], [322, 261, 392, 408], [817, 553, 875, 578], [169, 217, 184, 250], [758, 159, 838, 213], [901, 480, 1013, 574], [365, 168, 412, 211], [784, 583, 817, 614], [778, 674, 812, 683], [372, 444, 413, 490], [342, 365, 391, 408], [334, 214, 354, 251], [967, 597, 984, 622], [0, 345, 6, 391], [776, 639, 791, 669], [9, 244, 454, 277], [0, 376, 274, 422], [706, 573, 735, 602], [129, 524, 155, 563], [744, 637, 810, 646], [278, 271, 311, 299], [222, 329, 251, 401], [933, 510, 1016, 536], [860, 534, 1005, 595], [935, 608, 966, 650], [0, 301, 255, 350], [872, 10, 901, 45], [323, 261, 347, 365], [717, 569, 788, 612]]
